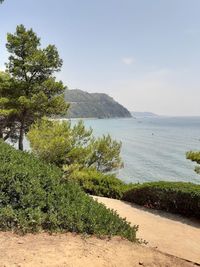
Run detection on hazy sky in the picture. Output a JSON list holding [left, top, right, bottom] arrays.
[[1, 0, 200, 116]]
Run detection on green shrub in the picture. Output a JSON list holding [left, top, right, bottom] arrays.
[[63, 163, 200, 219], [0, 141, 138, 241], [66, 167, 132, 199], [186, 151, 200, 174], [123, 181, 200, 218]]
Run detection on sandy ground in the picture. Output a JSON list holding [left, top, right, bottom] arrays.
[[93, 196, 200, 264], [0, 197, 199, 267], [0, 232, 196, 267]]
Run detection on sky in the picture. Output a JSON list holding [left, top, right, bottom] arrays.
[[0, 0, 200, 116]]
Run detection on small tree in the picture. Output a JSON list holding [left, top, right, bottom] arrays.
[[27, 118, 123, 173], [89, 135, 124, 172], [1, 25, 68, 150], [186, 151, 200, 174]]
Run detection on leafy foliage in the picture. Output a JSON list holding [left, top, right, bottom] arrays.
[[0, 71, 19, 140], [64, 165, 200, 219], [0, 25, 68, 150], [123, 181, 200, 218], [0, 141, 138, 240], [66, 167, 131, 199], [27, 118, 123, 172], [186, 151, 200, 174]]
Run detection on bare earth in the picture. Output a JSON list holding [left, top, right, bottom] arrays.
[[94, 196, 200, 264], [0, 232, 196, 267], [0, 196, 199, 267]]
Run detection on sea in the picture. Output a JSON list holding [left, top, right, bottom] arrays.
[[24, 116, 200, 184], [79, 116, 200, 184]]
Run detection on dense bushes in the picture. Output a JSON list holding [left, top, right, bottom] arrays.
[[123, 181, 200, 218], [68, 166, 200, 219], [0, 141, 138, 241], [66, 168, 132, 199]]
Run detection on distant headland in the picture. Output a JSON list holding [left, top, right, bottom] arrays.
[[64, 89, 132, 119]]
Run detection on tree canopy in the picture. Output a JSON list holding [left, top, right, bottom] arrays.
[[27, 118, 123, 173], [0, 71, 19, 141], [0, 25, 68, 150]]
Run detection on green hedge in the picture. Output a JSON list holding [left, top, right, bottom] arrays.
[[0, 141, 138, 241], [123, 181, 200, 218], [65, 165, 200, 219], [67, 168, 132, 199]]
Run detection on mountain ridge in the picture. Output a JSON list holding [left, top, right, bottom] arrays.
[[64, 89, 132, 119]]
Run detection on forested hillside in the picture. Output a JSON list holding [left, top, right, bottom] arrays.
[[64, 89, 132, 118]]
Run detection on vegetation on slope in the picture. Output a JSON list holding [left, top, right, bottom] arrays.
[[66, 168, 132, 199], [66, 171, 200, 218], [123, 181, 200, 218], [64, 89, 132, 118], [0, 141, 138, 241]]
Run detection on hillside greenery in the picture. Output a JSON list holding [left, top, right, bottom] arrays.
[[123, 181, 200, 218], [66, 167, 133, 199], [64, 89, 132, 119], [65, 169, 200, 218], [0, 140, 138, 240]]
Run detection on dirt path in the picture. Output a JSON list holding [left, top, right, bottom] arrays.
[[0, 232, 195, 267], [93, 196, 200, 264], [0, 197, 199, 267]]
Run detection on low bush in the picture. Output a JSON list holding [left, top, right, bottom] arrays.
[[123, 181, 200, 218], [0, 141, 138, 241], [66, 167, 133, 199], [63, 164, 200, 219]]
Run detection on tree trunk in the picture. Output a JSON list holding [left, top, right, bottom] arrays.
[[3, 132, 10, 141], [18, 122, 24, 151]]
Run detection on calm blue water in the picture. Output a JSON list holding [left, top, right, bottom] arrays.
[[80, 117, 200, 184], [23, 116, 200, 184]]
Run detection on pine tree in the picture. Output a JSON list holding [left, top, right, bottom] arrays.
[[27, 118, 123, 172], [0, 25, 68, 150]]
